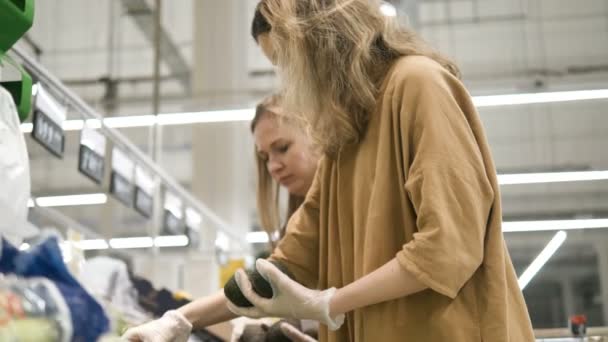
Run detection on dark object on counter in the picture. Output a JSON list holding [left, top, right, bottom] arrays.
[[266, 319, 302, 342], [239, 324, 267, 342], [239, 319, 302, 342], [130, 275, 222, 341], [224, 260, 294, 307]]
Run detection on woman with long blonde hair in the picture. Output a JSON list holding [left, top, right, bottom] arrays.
[[125, 1, 535, 341]]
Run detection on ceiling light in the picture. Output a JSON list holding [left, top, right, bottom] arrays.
[[518, 230, 567, 290], [158, 109, 255, 126], [73, 236, 189, 250], [105, 115, 157, 128], [498, 170, 608, 185], [75, 239, 109, 251], [249, 218, 607, 244], [62, 119, 85, 131], [215, 232, 230, 251], [247, 231, 269, 244], [19, 89, 608, 134], [503, 218, 608, 233], [154, 235, 189, 247], [474, 89, 608, 107], [21, 123, 33, 133], [35, 193, 108, 207], [109, 237, 154, 249], [380, 2, 397, 17]]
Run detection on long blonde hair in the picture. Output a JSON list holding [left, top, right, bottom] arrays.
[[252, 95, 305, 249], [258, 0, 459, 156]]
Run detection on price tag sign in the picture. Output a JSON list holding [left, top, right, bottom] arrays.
[[31, 85, 67, 158], [134, 166, 154, 218], [185, 208, 201, 248], [32, 110, 65, 157], [110, 148, 135, 207], [163, 192, 184, 235], [78, 128, 106, 184]]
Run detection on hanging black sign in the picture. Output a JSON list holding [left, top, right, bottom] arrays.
[[186, 227, 199, 248], [78, 145, 104, 184], [163, 209, 185, 236], [110, 171, 134, 207], [31, 110, 64, 158], [134, 187, 153, 218]]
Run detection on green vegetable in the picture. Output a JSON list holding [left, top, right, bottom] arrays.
[[224, 260, 294, 307]]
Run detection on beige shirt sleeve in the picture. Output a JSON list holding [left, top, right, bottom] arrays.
[[393, 62, 495, 299], [270, 160, 324, 289]]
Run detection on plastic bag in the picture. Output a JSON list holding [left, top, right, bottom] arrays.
[[0, 275, 71, 342], [0, 237, 111, 341], [0, 87, 36, 245]]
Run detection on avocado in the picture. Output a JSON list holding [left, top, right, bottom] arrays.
[[224, 260, 294, 307], [266, 319, 302, 342]]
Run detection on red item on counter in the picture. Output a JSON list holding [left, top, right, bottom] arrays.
[[569, 314, 588, 336]]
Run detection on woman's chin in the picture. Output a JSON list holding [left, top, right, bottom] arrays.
[[287, 183, 305, 197]]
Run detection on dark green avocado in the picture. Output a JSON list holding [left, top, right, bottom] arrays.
[[266, 319, 302, 342], [224, 260, 294, 307]]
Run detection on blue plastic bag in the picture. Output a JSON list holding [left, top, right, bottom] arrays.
[[0, 237, 110, 341]]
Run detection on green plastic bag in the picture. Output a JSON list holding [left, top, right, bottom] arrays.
[[0, 52, 32, 122]]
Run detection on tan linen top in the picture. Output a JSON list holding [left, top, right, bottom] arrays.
[[271, 55, 535, 342]]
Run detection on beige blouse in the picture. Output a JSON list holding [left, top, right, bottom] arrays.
[[271, 55, 535, 342]]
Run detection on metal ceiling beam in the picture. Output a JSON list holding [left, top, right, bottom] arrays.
[[120, 0, 191, 93]]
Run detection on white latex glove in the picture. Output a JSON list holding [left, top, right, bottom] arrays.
[[122, 310, 192, 342], [226, 259, 345, 331], [229, 317, 276, 342], [280, 323, 318, 342]]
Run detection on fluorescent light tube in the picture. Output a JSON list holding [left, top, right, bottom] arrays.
[[105, 115, 157, 128], [20, 89, 608, 133], [62, 119, 85, 131], [503, 218, 608, 233], [247, 231, 269, 244], [215, 232, 229, 251], [21, 123, 33, 133], [380, 2, 397, 17], [247, 231, 270, 244], [243, 218, 608, 244], [76, 236, 188, 250], [154, 235, 189, 247], [498, 170, 608, 185], [35, 193, 108, 207], [75, 239, 109, 251], [474, 89, 608, 107], [518, 230, 567, 290], [109, 237, 154, 249], [157, 109, 255, 126]]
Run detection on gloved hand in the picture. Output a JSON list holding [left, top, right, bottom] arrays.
[[122, 310, 192, 342], [226, 259, 345, 331], [280, 322, 318, 342]]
